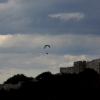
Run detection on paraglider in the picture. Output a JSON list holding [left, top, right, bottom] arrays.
[[44, 45, 50, 54]]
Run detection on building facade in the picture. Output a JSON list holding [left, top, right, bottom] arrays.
[[86, 58, 100, 74], [60, 58, 100, 74], [0, 81, 23, 91]]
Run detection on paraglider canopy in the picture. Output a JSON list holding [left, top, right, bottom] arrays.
[[44, 45, 50, 49]]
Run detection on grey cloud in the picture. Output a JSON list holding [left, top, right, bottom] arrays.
[[0, 0, 100, 35], [0, 0, 9, 3], [0, 34, 99, 57]]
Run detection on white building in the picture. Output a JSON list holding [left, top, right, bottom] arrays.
[[60, 58, 100, 74], [86, 58, 100, 74], [0, 81, 23, 91]]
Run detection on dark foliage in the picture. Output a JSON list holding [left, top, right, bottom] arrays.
[[3, 74, 34, 84], [1, 68, 100, 99]]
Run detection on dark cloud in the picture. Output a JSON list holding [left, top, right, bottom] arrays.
[[0, 0, 100, 35], [0, 0, 9, 3]]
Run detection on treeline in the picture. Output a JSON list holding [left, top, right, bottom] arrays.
[[0, 68, 100, 99]]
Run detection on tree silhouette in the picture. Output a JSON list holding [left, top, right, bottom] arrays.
[[1, 68, 100, 99], [35, 71, 52, 81], [3, 74, 34, 84]]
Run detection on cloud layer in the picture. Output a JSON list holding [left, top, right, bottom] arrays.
[[0, 34, 99, 83], [49, 12, 84, 21], [0, 0, 99, 35]]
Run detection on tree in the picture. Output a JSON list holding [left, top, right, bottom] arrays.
[[3, 74, 34, 84], [35, 71, 52, 81]]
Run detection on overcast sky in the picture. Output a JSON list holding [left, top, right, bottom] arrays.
[[0, 0, 100, 83]]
